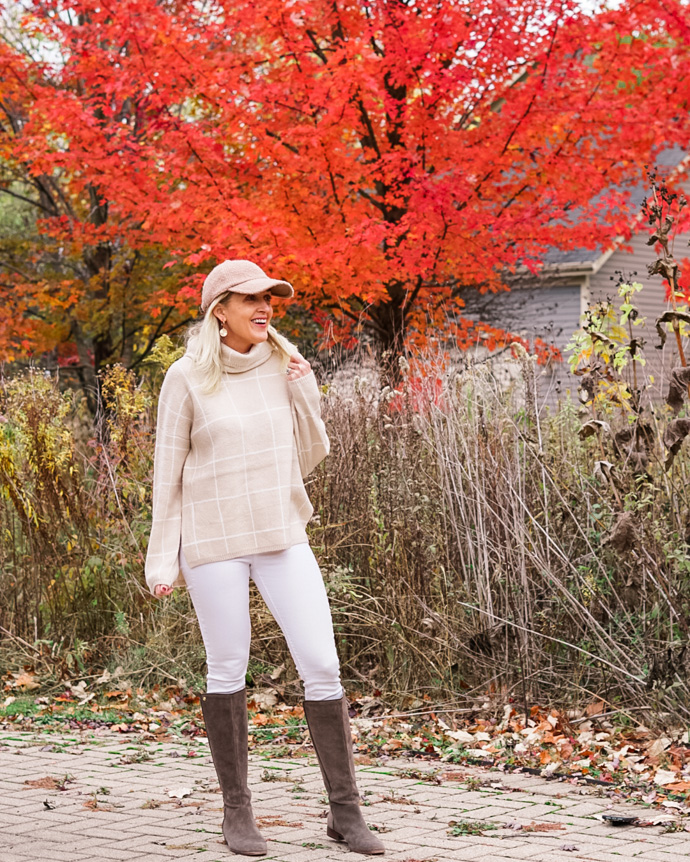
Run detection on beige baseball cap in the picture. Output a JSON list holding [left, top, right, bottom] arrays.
[[200, 259, 294, 313]]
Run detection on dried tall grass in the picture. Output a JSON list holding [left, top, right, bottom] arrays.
[[1, 348, 689, 724], [308, 349, 690, 722]]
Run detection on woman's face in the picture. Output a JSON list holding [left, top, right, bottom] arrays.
[[214, 291, 274, 353]]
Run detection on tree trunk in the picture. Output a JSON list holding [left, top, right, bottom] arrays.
[[368, 282, 408, 385]]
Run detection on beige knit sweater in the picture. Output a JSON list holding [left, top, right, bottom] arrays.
[[144, 339, 330, 595]]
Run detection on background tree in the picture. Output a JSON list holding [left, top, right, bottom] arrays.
[[1, 0, 690, 394]]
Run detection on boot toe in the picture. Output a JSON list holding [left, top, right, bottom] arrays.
[[223, 833, 267, 856], [328, 808, 385, 855], [223, 810, 267, 856]]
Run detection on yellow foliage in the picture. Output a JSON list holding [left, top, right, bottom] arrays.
[[593, 379, 633, 413], [100, 364, 151, 451], [1, 368, 74, 476], [0, 368, 75, 524], [143, 334, 186, 372]]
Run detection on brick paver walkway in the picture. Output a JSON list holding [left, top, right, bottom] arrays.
[[1, 729, 689, 861]]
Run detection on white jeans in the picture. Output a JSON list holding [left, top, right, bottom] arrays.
[[179, 542, 344, 700]]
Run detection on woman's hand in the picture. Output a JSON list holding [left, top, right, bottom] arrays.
[[287, 353, 312, 382], [154, 584, 174, 598]]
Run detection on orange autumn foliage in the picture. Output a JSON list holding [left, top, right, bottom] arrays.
[[1, 0, 690, 384]]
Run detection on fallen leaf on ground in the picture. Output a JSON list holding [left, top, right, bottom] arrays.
[[354, 754, 375, 765], [439, 770, 468, 782], [526, 822, 567, 832], [637, 814, 678, 826], [248, 688, 278, 710], [168, 787, 193, 799], [11, 672, 39, 690], [647, 738, 672, 758], [256, 816, 302, 828], [83, 797, 113, 811], [24, 777, 59, 789], [504, 821, 566, 832]]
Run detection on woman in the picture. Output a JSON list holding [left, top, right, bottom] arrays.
[[145, 259, 385, 857]]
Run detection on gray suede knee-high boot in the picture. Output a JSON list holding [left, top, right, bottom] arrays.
[[200, 690, 267, 856], [303, 695, 385, 855]]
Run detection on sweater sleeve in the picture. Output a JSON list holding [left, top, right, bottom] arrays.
[[145, 362, 193, 595], [288, 370, 330, 479]]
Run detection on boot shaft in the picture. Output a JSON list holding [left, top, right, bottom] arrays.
[[304, 695, 386, 855], [303, 695, 360, 805], [200, 689, 252, 808]]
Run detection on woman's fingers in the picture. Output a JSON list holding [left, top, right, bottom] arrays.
[[287, 354, 311, 379], [154, 584, 173, 598]]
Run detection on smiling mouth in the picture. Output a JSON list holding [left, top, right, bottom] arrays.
[[251, 318, 267, 326]]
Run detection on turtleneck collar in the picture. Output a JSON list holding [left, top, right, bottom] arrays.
[[219, 339, 273, 374]]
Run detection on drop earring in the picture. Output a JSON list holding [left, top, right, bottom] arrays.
[[219, 322, 228, 338]]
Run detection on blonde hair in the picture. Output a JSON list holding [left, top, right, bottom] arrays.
[[184, 292, 296, 394]]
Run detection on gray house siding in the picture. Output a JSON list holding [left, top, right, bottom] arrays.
[[511, 149, 689, 407], [461, 160, 690, 409], [462, 281, 585, 410], [497, 282, 583, 408]]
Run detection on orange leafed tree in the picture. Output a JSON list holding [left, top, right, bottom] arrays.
[[1, 0, 690, 400]]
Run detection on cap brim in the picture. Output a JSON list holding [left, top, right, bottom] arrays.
[[231, 277, 294, 298]]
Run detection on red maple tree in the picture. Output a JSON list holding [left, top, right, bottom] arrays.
[[1, 0, 690, 398]]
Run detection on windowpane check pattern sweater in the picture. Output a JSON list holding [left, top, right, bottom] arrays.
[[144, 339, 330, 595]]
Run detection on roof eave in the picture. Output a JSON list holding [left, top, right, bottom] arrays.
[[509, 258, 598, 281], [522, 152, 690, 283], [514, 243, 617, 281]]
